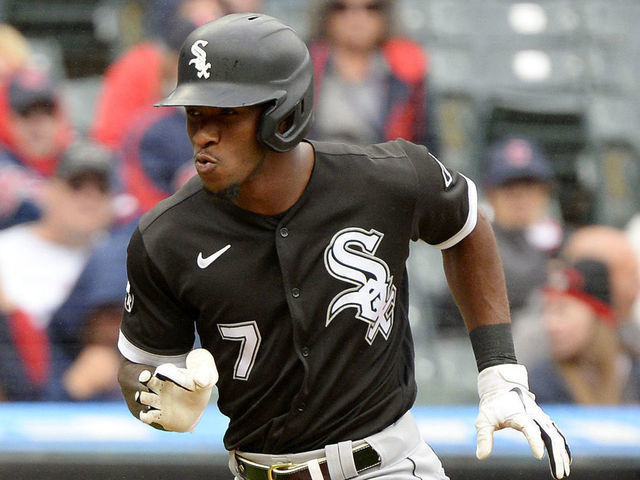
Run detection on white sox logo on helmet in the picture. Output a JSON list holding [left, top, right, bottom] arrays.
[[189, 40, 212, 79], [324, 227, 397, 344]]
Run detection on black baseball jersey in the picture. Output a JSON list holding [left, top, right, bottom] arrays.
[[119, 138, 477, 453]]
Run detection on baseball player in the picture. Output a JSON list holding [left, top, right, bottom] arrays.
[[117, 13, 571, 480]]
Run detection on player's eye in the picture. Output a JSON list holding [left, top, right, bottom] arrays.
[[220, 108, 237, 116], [186, 108, 201, 118]]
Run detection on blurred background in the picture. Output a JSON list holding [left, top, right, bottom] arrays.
[[3, 0, 640, 226], [0, 0, 639, 478]]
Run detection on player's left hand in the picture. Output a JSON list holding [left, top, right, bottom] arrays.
[[475, 364, 571, 479], [135, 348, 218, 433]]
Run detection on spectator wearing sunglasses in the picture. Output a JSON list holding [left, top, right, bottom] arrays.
[[0, 140, 115, 400], [306, 0, 438, 153]]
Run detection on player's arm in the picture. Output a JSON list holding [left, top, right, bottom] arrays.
[[119, 228, 217, 432], [442, 209, 510, 332], [441, 210, 571, 479]]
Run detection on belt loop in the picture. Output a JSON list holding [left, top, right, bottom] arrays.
[[325, 443, 345, 480], [307, 459, 324, 480], [337, 441, 358, 479], [229, 450, 241, 478]]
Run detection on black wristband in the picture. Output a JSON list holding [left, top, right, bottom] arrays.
[[469, 323, 518, 372]]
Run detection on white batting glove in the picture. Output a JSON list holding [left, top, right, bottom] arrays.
[[475, 364, 571, 479], [136, 348, 218, 433]]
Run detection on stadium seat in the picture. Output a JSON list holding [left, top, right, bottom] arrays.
[[480, 40, 587, 96], [581, 0, 640, 42], [3, 0, 118, 77], [585, 41, 637, 97], [419, 0, 581, 44], [587, 94, 640, 225]]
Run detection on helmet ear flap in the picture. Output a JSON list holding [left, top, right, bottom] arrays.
[[259, 82, 314, 152]]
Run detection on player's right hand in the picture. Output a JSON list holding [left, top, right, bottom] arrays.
[[475, 364, 571, 479], [135, 348, 218, 433]]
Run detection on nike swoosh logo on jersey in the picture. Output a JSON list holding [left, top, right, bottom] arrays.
[[197, 244, 231, 269]]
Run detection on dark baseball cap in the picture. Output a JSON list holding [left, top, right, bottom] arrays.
[[56, 140, 114, 182], [8, 69, 58, 115], [545, 259, 614, 324], [484, 136, 553, 187]]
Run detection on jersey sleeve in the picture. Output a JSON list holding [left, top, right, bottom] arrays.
[[401, 140, 478, 248], [118, 226, 195, 367]]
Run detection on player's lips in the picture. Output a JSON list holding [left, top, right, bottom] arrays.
[[194, 151, 218, 175]]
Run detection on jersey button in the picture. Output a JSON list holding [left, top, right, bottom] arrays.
[[301, 347, 310, 357], [291, 288, 300, 298], [280, 227, 289, 237]]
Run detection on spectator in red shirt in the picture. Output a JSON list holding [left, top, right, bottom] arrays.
[[90, 0, 226, 149]]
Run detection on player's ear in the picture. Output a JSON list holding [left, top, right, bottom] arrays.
[[277, 111, 295, 135]]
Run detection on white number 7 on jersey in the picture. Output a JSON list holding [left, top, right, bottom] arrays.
[[217, 321, 262, 380]]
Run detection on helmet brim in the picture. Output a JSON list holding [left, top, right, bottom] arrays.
[[155, 82, 284, 108]]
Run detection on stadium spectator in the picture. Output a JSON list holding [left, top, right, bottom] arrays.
[[429, 136, 562, 334], [45, 220, 136, 401], [483, 137, 563, 301], [0, 68, 74, 228], [91, 0, 225, 149], [219, 0, 263, 12], [626, 214, 640, 332], [562, 224, 640, 358], [306, 0, 437, 151], [563, 225, 639, 325], [514, 224, 640, 365], [117, 99, 194, 213], [527, 259, 640, 404], [0, 140, 114, 400]]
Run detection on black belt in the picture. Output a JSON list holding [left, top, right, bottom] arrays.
[[236, 443, 381, 480]]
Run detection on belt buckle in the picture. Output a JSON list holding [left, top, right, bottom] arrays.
[[267, 462, 295, 480]]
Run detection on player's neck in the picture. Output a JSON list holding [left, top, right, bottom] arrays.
[[234, 141, 315, 216]]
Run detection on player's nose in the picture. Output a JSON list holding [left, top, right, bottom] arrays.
[[191, 121, 221, 148]]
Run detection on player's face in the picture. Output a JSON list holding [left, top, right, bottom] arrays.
[[185, 105, 268, 200]]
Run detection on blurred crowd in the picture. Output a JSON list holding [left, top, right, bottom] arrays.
[[0, 0, 639, 406]]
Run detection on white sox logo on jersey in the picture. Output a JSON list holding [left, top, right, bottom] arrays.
[[189, 40, 211, 79], [324, 227, 397, 345]]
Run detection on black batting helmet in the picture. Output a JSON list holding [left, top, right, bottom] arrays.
[[157, 13, 314, 152]]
